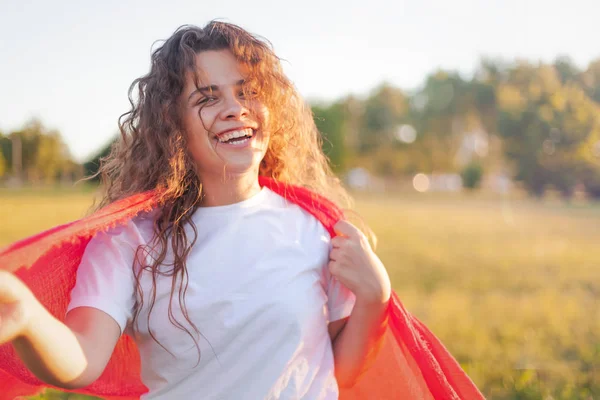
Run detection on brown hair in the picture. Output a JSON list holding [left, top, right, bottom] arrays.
[[95, 21, 353, 357]]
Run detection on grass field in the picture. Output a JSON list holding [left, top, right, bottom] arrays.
[[1, 187, 599, 399]]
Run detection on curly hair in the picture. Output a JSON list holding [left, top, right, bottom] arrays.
[[94, 21, 354, 358]]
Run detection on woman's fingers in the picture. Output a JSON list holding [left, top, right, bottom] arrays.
[[333, 220, 362, 240]]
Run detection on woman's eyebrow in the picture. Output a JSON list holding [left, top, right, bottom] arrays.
[[188, 79, 246, 101]]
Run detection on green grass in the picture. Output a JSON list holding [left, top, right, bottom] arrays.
[[2, 188, 599, 399], [0, 187, 97, 245], [355, 190, 600, 399]]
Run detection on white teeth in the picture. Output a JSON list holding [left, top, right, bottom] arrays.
[[218, 129, 253, 143]]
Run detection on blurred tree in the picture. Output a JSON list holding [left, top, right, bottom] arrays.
[[409, 70, 490, 173], [360, 83, 409, 152], [312, 102, 347, 172], [8, 119, 74, 183], [581, 165, 600, 198], [496, 62, 600, 197], [303, 57, 600, 199], [473, 59, 505, 133], [83, 137, 115, 181], [577, 120, 600, 198], [34, 131, 70, 183], [461, 162, 484, 190], [0, 134, 11, 175], [0, 145, 5, 179], [553, 55, 580, 84], [0, 131, 5, 179], [338, 95, 363, 153], [580, 59, 600, 103]]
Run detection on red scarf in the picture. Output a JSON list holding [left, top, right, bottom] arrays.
[[0, 177, 484, 400]]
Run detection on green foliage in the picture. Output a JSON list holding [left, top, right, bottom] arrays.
[[461, 162, 484, 189], [0, 134, 12, 175], [308, 56, 600, 199], [554, 56, 580, 84], [581, 164, 600, 198], [5, 119, 75, 183], [5, 57, 600, 198], [82, 137, 116, 181], [495, 62, 600, 197], [312, 103, 347, 171], [360, 83, 409, 152], [35, 132, 69, 182], [581, 60, 600, 103], [0, 144, 5, 179]]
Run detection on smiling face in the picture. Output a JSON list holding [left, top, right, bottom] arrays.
[[180, 50, 270, 179]]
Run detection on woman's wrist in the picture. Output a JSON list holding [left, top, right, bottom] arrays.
[[353, 277, 391, 309]]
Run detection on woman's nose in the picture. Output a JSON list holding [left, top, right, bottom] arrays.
[[219, 93, 248, 120]]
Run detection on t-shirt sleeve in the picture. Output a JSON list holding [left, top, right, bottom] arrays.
[[67, 220, 142, 334]]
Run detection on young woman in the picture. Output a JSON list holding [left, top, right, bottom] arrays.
[[0, 21, 392, 399]]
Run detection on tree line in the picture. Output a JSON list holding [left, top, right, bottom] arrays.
[[314, 56, 600, 198], [2, 56, 600, 198], [0, 119, 81, 184]]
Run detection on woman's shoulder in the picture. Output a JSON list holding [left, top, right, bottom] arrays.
[[92, 209, 156, 248]]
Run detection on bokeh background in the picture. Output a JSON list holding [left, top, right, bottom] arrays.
[[1, 1, 599, 399]]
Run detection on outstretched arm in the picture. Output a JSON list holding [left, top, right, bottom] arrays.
[[0, 270, 121, 389]]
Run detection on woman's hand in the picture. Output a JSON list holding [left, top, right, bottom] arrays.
[[328, 220, 391, 307], [0, 270, 38, 344]]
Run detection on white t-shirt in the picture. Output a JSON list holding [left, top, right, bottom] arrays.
[[67, 187, 356, 400]]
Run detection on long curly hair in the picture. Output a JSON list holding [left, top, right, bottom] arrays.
[[94, 21, 353, 356]]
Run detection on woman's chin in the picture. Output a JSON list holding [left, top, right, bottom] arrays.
[[214, 141, 267, 176], [218, 154, 264, 177]]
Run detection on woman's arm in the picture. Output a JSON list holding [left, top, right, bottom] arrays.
[[329, 299, 389, 388], [0, 271, 121, 389], [327, 220, 392, 388]]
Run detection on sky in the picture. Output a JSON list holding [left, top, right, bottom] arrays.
[[1, 0, 599, 161]]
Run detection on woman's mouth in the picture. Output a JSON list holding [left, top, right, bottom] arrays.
[[215, 128, 257, 147]]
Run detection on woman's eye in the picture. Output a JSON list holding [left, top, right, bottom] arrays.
[[198, 96, 217, 105], [240, 90, 258, 98]]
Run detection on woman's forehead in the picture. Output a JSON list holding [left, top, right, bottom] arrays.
[[191, 50, 248, 87]]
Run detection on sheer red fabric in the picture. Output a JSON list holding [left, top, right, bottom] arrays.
[[0, 177, 484, 400]]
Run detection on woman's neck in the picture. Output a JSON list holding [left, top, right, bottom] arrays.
[[199, 170, 261, 207]]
